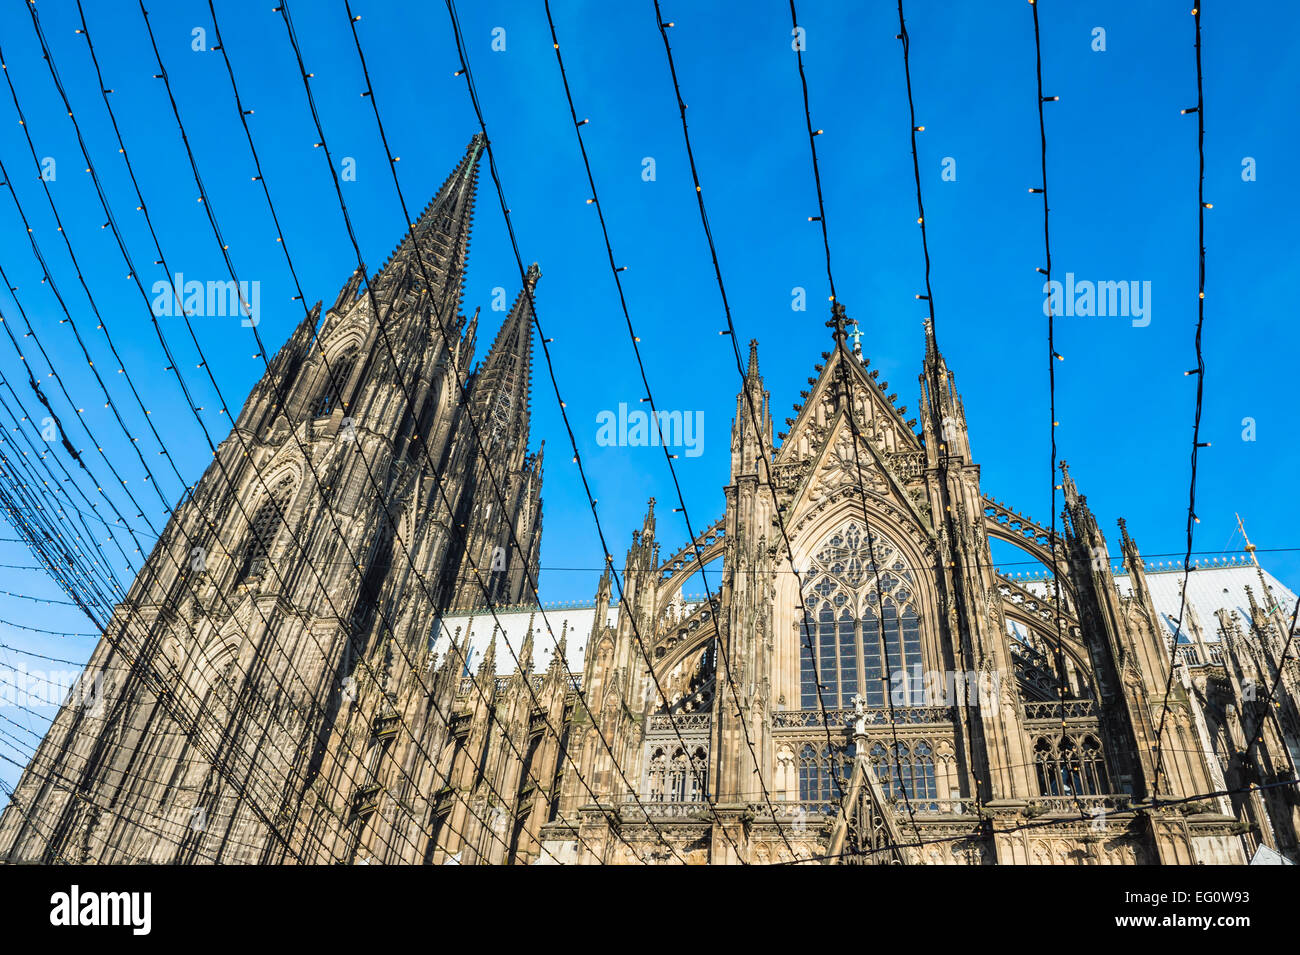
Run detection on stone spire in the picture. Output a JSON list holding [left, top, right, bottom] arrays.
[[440, 260, 544, 611], [471, 263, 539, 458], [370, 132, 484, 320], [477, 627, 498, 682], [550, 620, 569, 675], [730, 337, 770, 479], [518, 612, 536, 677], [1118, 517, 1152, 608], [919, 316, 969, 460]]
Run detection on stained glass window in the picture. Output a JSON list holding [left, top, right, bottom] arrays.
[[799, 522, 926, 708]]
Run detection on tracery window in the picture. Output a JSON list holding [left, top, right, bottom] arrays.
[[1033, 733, 1110, 796], [656, 746, 707, 803], [313, 348, 358, 418], [797, 742, 855, 809], [689, 748, 708, 802], [237, 475, 295, 584], [799, 521, 925, 709], [868, 739, 938, 810], [647, 748, 667, 802]]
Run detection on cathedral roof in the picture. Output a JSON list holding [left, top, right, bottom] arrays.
[[431, 603, 613, 677], [1119, 562, 1297, 644], [1016, 561, 1296, 644]]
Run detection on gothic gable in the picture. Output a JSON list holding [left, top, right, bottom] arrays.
[[782, 402, 933, 543], [826, 742, 908, 864], [774, 341, 920, 474]]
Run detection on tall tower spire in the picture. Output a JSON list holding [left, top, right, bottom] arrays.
[[370, 132, 485, 319], [472, 263, 539, 457], [918, 316, 970, 461], [441, 262, 544, 611], [730, 338, 770, 480]]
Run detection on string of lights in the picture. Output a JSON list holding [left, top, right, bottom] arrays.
[[0, 713, 45, 746], [768, 773, 1300, 865], [0, 441, 140, 624], [148, 0, 645, 862], [0, 254, 157, 586], [0, 380, 406, 865], [0, 402, 121, 615], [0, 700, 245, 776], [787, 0, 924, 845], [0, 276, 390, 867], [0, 742, 277, 862], [12, 3, 873, 867], [6, 0, 553, 867], [9, 39, 438, 841], [0, 0, 1281, 869], [0, 367, 133, 573], [162, 0, 645, 865], [0, 135, 189, 630], [0, 640, 40, 743], [22, 3, 214, 527], [0, 588, 75, 606], [33, 0, 483, 859], [437, 0, 757, 859], [650, 1, 873, 837], [25, 50, 579, 836], [333, 1, 694, 863], [0, 775, 75, 864], [25, 0, 526, 863], [0, 639, 183, 678], [540, 0, 794, 857], [893, 0, 1032, 830], [0, 412, 119, 619], [0, 617, 97, 638], [0, 544, 490, 869], [0, 43, 189, 533], [1151, 2, 1211, 797], [1024, 0, 1088, 821]]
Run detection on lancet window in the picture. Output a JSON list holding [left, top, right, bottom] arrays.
[[1032, 733, 1110, 796], [799, 522, 925, 709]]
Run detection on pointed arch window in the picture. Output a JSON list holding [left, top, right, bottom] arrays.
[[799, 522, 926, 709], [647, 748, 667, 802], [1033, 733, 1110, 796], [797, 742, 855, 809], [313, 348, 358, 418], [666, 748, 688, 802], [654, 746, 708, 803], [237, 475, 294, 583], [869, 739, 938, 811], [689, 748, 708, 802]]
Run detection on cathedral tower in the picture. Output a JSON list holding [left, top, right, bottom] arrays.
[[0, 136, 544, 864]]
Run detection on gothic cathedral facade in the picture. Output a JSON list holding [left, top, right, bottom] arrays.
[[1, 136, 1297, 865]]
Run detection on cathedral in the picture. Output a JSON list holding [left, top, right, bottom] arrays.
[[1, 135, 1297, 865]]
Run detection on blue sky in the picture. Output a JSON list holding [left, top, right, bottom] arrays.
[[0, 1, 1297, 793]]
